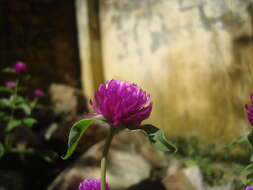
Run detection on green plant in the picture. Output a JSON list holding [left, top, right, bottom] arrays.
[[0, 62, 57, 162], [63, 79, 177, 190]]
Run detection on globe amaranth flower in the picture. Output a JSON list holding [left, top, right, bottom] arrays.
[[34, 89, 44, 97], [13, 61, 27, 74], [79, 178, 110, 190], [90, 79, 152, 127], [245, 186, 253, 190], [5, 81, 16, 88], [245, 95, 253, 126]]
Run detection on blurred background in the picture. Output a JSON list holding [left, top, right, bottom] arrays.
[[1, 0, 253, 190]]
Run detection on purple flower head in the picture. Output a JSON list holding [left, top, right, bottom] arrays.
[[79, 178, 110, 190], [5, 81, 16, 88], [245, 186, 253, 190], [34, 89, 44, 97], [245, 94, 253, 126], [90, 79, 152, 127], [13, 61, 27, 74]]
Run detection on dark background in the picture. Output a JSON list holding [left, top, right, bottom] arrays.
[[0, 0, 81, 90]]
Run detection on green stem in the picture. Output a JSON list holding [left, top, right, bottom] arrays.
[[9, 79, 19, 121], [8, 147, 34, 154], [5, 80, 19, 147], [100, 126, 115, 190]]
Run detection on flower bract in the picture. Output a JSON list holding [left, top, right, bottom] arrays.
[[90, 79, 152, 127], [34, 89, 44, 97], [245, 95, 253, 126], [79, 178, 110, 190], [246, 186, 253, 190], [5, 81, 16, 88], [13, 61, 27, 74]]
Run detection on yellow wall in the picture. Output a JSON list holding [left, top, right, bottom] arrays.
[[76, 0, 253, 142]]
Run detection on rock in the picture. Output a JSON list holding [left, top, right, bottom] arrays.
[[10, 126, 43, 149], [0, 170, 24, 190], [49, 84, 88, 120], [183, 166, 204, 190], [206, 181, 234, 190], [127, 179, 166, 190], [47, 129, 168, 190], [44, 123, 59, 141], [162, 165, 204, 190], [162, 164, 234, 190]]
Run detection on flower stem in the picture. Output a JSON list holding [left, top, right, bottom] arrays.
[[9, 79, 19, 121], [100, 126, 115, 190]]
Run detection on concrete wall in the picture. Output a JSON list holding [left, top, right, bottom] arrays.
[[76, 0, 253, 142]]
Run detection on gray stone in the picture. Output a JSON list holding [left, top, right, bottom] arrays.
[[47, 129, 168, 190], [207, 181, 234, 190], [0, 170, 24, 190], [49, 84, 88, 119], [183, 166, 204, 190], [162, 165, 204, 190]]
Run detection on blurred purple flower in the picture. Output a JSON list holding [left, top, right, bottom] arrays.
[[79, 178, 110, 190], [245, 186, 253, 190], [13, 61, 27, 74], [245, 95, 253, 126], [90, 79, 152, 127], [5, 81, 16, 88], [34, 89, 44, 97]]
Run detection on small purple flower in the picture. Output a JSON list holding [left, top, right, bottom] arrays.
[[13, 61, 27, 74], [5, 81, 16, 88], [245, 95, 253, 126], [245, 186, 253, 190], [90, 79, 152, 127], [34, 89, 44, 97], [79, 178, 110, 190]]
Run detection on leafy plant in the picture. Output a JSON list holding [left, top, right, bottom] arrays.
[[0, 62, 57, 162], [229, 129, 253, 187], [63, 79, 177, 190]]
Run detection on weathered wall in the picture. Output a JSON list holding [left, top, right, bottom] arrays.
[[77, 0, 253, 142], [0, 0, 80, 89]]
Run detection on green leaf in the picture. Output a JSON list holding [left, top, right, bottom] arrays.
[[149, 130, 177, 153], [23, 75, 31, 80], [0, 99, 13, 108], [229, 136, 248, 147], [35, 149, 58, 163], [10, 95, 25, 105], [17, 103, 32, 115], [22, 118, 37, 127], [0, 111, 8, 120], [9, 147, 58, 163], [247, 172, 253, 179], [245, 163, 253, 170], [250, 154, 253, 162], [5, 120, 22, 132], [62, 117, 104, 160], [29, 100, 37, 109], [17, 87, 26, 92], [2, 68, 14, 73], [0, 113, 10, 125], [248, 130, 253, 147], [134, 125, 177, 153], [0, 142, 5, 159], [10, 147, 35, 154], [0, 87, 12, 93]]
